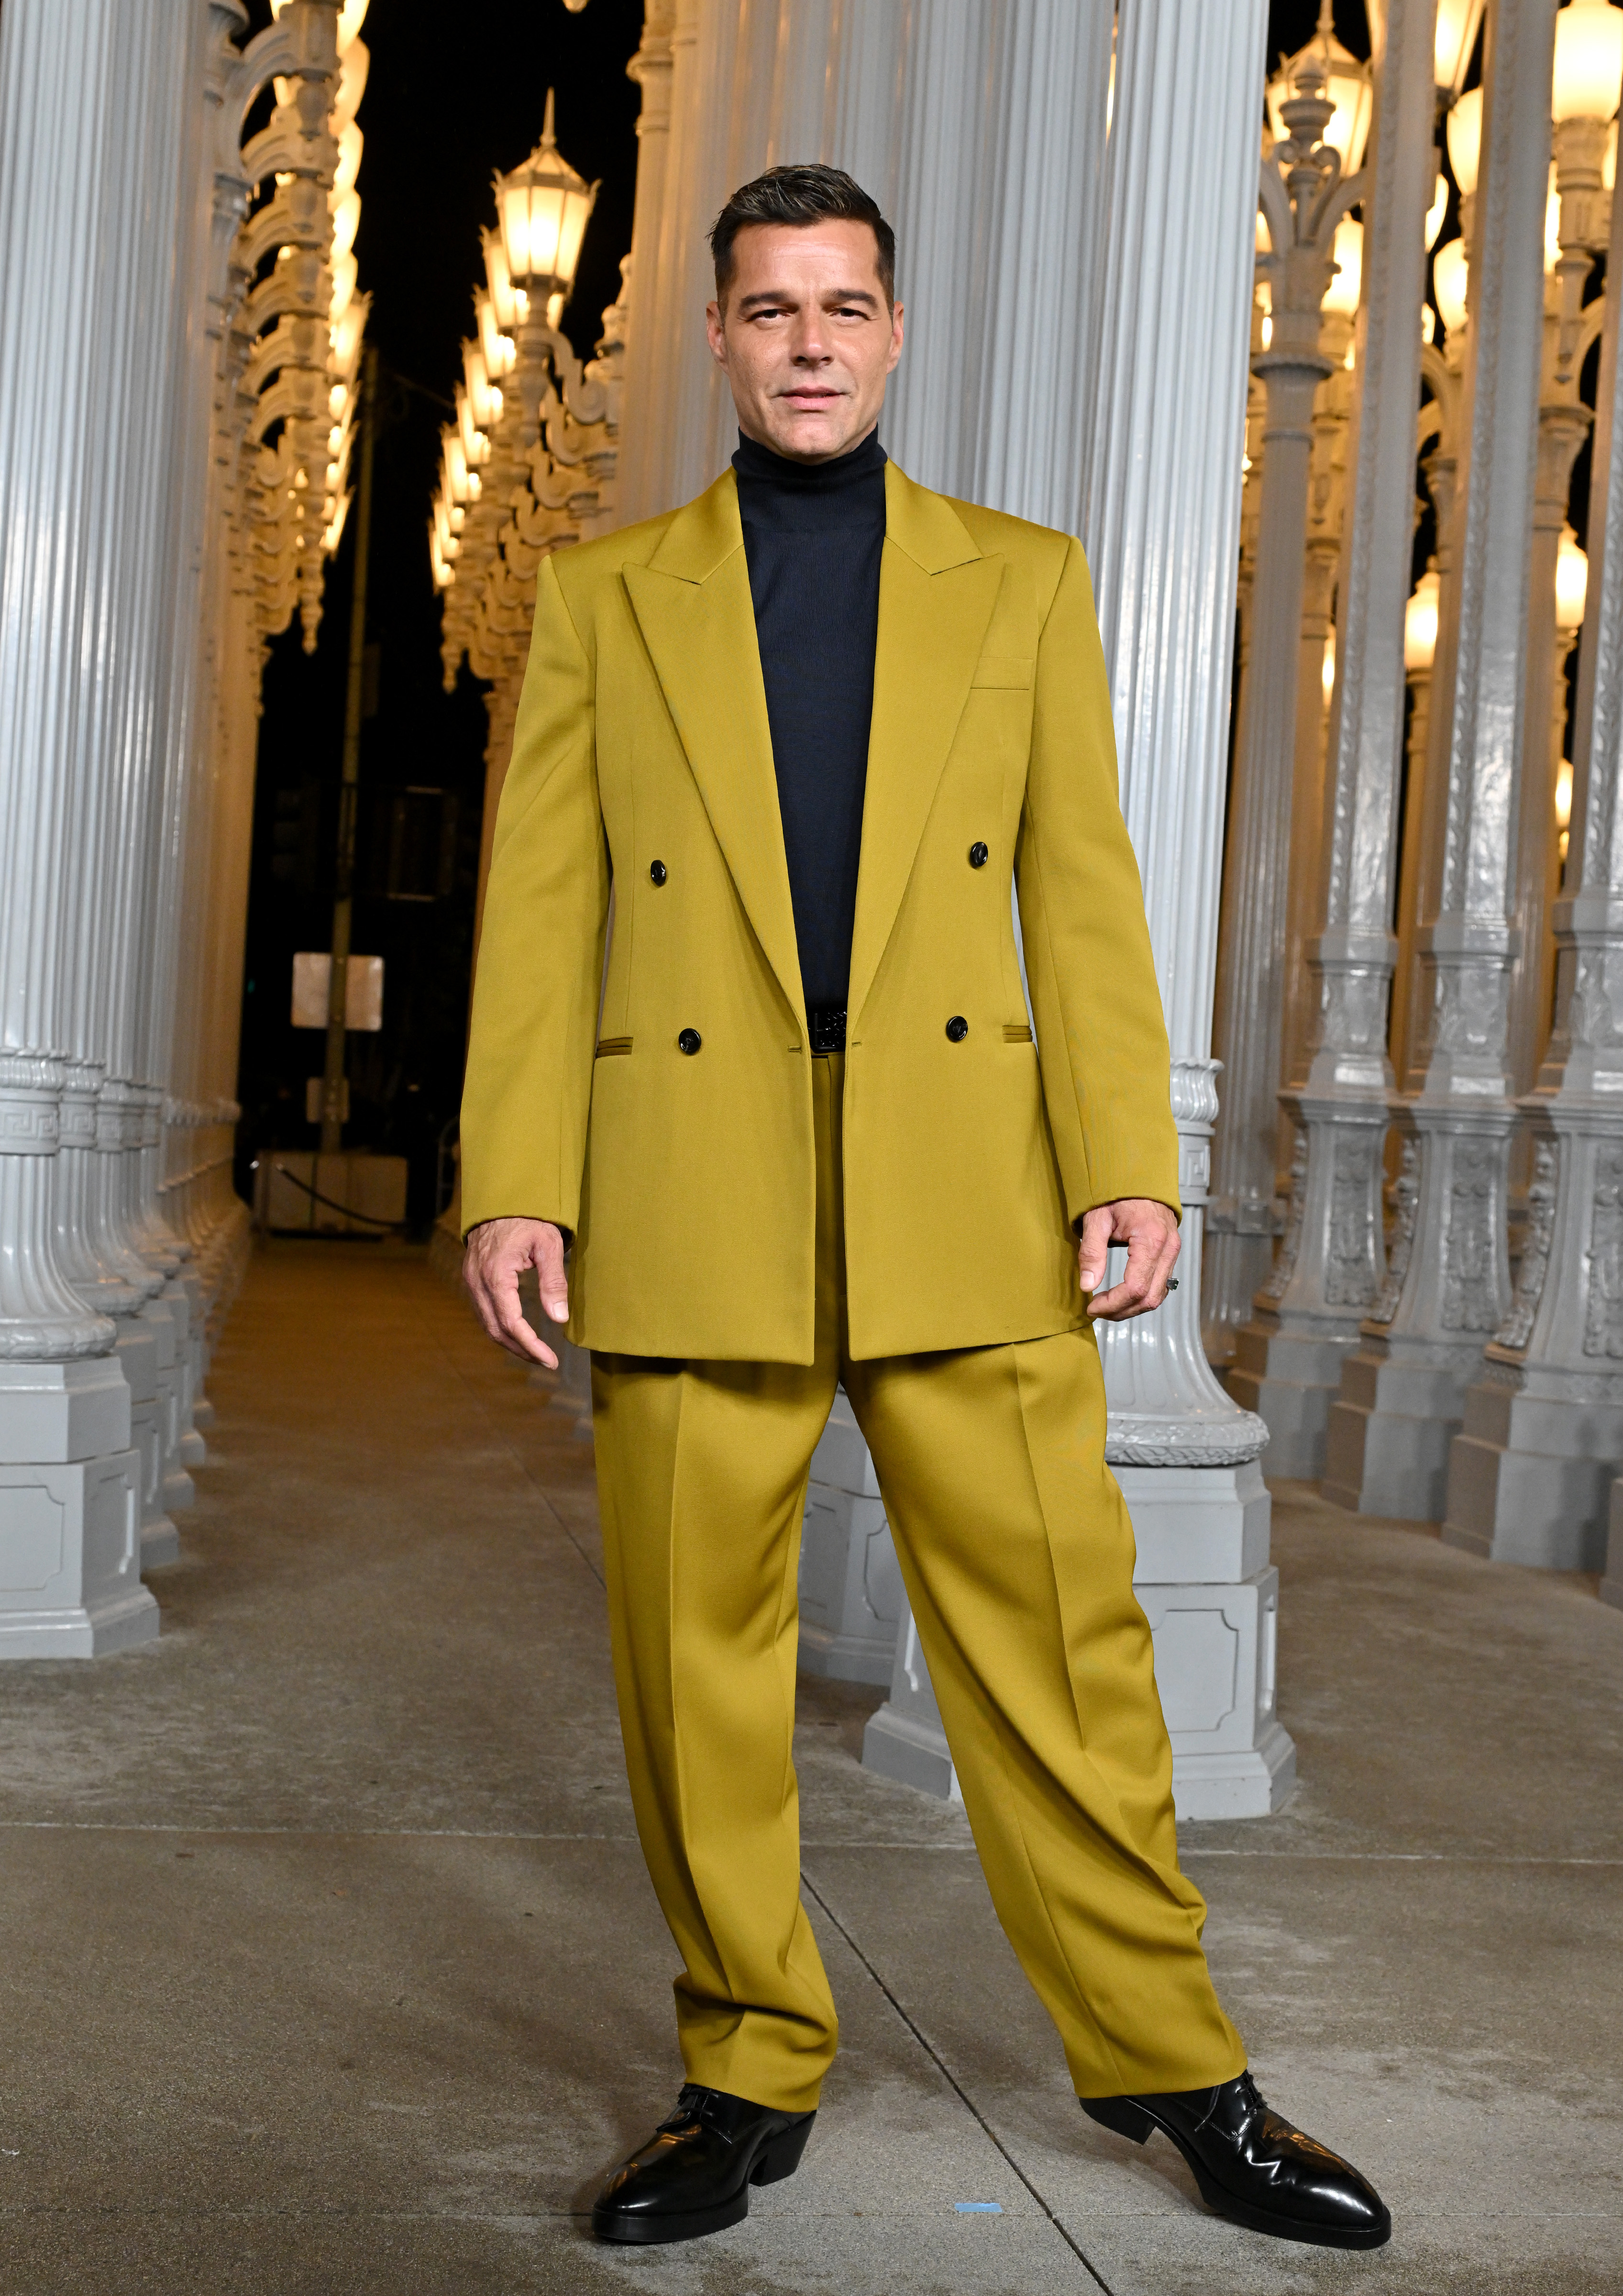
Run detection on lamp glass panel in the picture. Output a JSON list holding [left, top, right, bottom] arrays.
[[1323, 215, 1363, 315], [1547, 163, 1563, 272], [1434, 0, 1486, 93], [1405, 571, 1441, 671], [1446, 86, 1482, 194], [1551, 0, 1623, 123], [1557, 528, 1589, 629], [1433, 237, 1469, 338], [1424, 172, 1449, 249]]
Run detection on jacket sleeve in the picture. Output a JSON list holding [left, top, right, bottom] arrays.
[[459, 552, 609, 1236], [1016, 537, 1181, 1225]]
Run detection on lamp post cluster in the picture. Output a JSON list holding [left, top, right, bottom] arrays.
[[431, 92, 625, 881], [1204, 0, 1623, 1588], [0, 0, 374, 1655], [217, 0, 371, 659]]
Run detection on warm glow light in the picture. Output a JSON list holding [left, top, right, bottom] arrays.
[[1261, 312, 1274, 350], [1556, 757, 1575, 832], [495, 90, 599, 302], [1557, 523, 1590, 629], [1546, 162, 1563, 272], [331, 296, 365, 380], [1447, 86, 1483, 196], [336, 0, 368, 55], [332, 120, 363, 203], [1322, 631, 1337, 705], [456, 383, 487, 468], [329, 383, 348, 423], [1433, 236, 1469, 338], [1552, 0, 1623, 124], [463, 341, 502, 432], [1323, 215, 1364, 316], [1435, 0, 1487, 94], [1607, 116, 1619, 187], [1405, 568, 1441, 673], [331, 189, 361, 256], [1424, 172, 1449, 251], [476, 289, 517, 382], [1256, 207, 1271, 255], [333, 37, 368, 122], [329, 249, 357, 323], [1266, 33, 1375, 175]]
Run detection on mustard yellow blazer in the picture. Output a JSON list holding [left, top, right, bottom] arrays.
[[460, 461, 1179, 1363]]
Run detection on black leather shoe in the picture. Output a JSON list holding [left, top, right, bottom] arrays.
[[592, 2083, 816, 2244], [1082, 2071, 1391, 2249]]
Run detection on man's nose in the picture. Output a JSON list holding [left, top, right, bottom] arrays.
[[789, 321, 829, 364]]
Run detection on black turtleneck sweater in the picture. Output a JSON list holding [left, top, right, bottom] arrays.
[[733, 428, 887, 1012]]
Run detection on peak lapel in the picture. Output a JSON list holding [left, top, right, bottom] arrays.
[[848, 467, 1005, 1028], [622, 473, 804, 1030]]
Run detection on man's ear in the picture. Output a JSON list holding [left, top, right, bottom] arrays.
[[705, 299, 728, 369]]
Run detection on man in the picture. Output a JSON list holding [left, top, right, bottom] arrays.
[[461, 165, 1389, 2256]]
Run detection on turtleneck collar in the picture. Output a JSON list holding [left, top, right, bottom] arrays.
[[732, 427, 887, 496]]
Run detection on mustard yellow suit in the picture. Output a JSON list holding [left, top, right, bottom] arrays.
[[462, 464, 1246, 2111]]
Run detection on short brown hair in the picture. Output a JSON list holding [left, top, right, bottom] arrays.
[[709, 164, 895, 308]]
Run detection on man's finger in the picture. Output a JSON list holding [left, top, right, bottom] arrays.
[[485, 1260, 558, 1366], [533, 1232, 570, 1325], [1087, 1226, 1161, 1320], [1077, 1207, 1113, 1292]]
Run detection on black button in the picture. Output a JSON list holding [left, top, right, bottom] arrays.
[[649, 860, 667, 886], [969, 841, 989, 868], [677, 1028, 702, 1055], [945, 1015, 969, 1042]]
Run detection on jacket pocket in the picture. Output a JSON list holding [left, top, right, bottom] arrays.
[[595, 1036, 633, 1058], [1003, 1022, 1034, 1044]]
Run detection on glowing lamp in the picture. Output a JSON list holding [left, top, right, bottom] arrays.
[[1433, 236, 1469, 338], [333, 37, 368, 122], [1266, 32, 1375, 175], [1556, 758, 1575, 838], [1552, 0, 1623, 124], [1424, 172, 1449, 251], [475, 289, 517, 382], [1405, 568, 1441, 673], [1434, 0, 1487, 95], [1557, 524, 1590, 629], [494, 90, 599, 305], [1322, 631, 1337, 705], [337, 0, 368, 55], [1323, 215, 1364, 316], [463, 341, 502, 433], [1546, 162, 1563, 272], [1446, 87, 1482, 196], [332, 120, 363, 203]]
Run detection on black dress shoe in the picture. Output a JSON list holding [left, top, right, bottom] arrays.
[[592, 2083, 816, 2245], [1082, 2071, 1391, 2250]]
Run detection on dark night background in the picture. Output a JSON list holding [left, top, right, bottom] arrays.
[[234, 0, 644, 1228], [235, 0, 1491, 1230]]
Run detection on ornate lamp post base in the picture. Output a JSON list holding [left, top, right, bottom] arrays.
[[1443, 1109, 1623, 1570]]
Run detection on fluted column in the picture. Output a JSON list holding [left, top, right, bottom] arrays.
[[1447, 99, 1623, 1573], [0, 0, 172, 1655], [1077, 0, 1291, 1819], [1324, 0, 1556, 1521], [1230, 0, 1439, 1486]]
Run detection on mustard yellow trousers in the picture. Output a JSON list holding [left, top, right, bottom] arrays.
[[590, 1053, 1246, 2114]]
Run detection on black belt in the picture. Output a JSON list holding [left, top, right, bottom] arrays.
[[807, 1004, 847, 1054]]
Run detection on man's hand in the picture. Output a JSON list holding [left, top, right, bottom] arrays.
[[463, 1217, 570, 1367], [1078, 1198, 1180, 1321]]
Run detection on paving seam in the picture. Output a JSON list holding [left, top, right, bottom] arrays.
[[798, 1865, 1117, 2294]]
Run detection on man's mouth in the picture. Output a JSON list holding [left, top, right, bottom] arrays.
[[781, 389, 839, 407]]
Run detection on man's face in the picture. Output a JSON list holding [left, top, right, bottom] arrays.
[[706, 219, 904, 463]]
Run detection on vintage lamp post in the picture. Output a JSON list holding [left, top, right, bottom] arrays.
[[1205, 2, 1369, 1374], [496, 90, 601, 453]]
